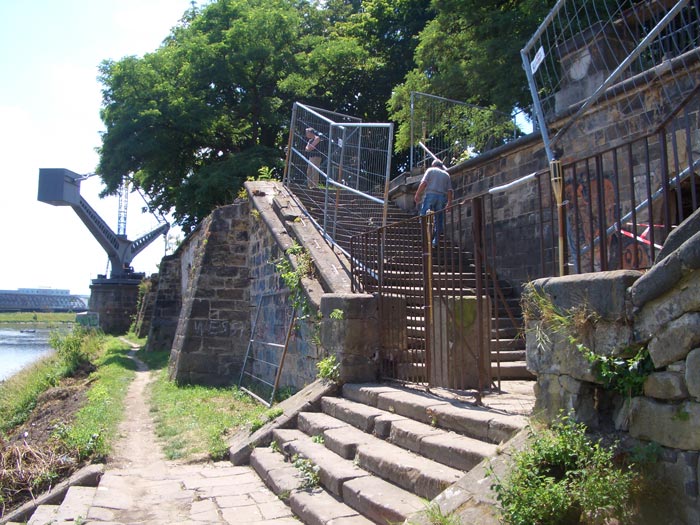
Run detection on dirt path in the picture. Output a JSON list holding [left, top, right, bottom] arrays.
[[83, 348, 298, 524]]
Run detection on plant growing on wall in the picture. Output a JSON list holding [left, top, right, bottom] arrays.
[[521, 284, 653, 398], [274, 242, 314, 316]]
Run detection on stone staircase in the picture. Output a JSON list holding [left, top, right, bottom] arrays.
[[287, 183, 531, 382], [249, 382, 529, 524]]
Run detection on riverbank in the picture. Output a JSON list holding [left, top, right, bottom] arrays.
[[0, 311, 77, 325]]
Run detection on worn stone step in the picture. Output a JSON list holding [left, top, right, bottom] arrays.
[[250, 447, 303, 501], [492, 361, 534, 380], [492, 349, 526, 361], [27, 504, 59, 525], [342, 474, 426, 524], [354, 437, 463, 500], [252, 440, 370, 525], [389, 418, 498, 471], [321, 396, 497, 471], [56, 485, 97, 520], [262, 431, 430, 524], [298, 410, 349, 436], [290, 487, 375, 525], [342, 383, 527, 444], [321, 396, 387, 433], [272, 428, 369, 497]]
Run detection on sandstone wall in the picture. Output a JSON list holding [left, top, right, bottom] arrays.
[[157, 181, 379, 391], [525, 210, 700, 524]]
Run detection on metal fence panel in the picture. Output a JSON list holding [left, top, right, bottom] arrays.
[[521, 0, 700, 161], [284, 103, 394, 254]]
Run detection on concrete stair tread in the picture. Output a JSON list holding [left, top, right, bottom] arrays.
[[342, 383, 527, 444]]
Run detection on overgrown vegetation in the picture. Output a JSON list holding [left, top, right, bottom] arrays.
[[490, 415, 643, 525], [274, 242, 314, 315], [142, 350, 269, 460], [292, 454, 320, 488], [0, 330, 135, 515], [521, 284, 654, 397], [316, 354, 340, 382]]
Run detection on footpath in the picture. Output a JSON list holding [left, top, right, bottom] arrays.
[[6, 350, 299, 525]]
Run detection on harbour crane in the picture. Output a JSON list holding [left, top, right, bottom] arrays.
[[38, 168, 170, 280]]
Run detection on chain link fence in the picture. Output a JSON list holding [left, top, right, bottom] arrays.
[[406, 92, 528, 174]]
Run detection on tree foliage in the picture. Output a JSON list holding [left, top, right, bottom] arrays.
[[97, 0, 554, 231]]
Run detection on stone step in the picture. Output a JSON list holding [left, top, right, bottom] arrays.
[[265, 431, 428, 524], [27, 486, 97, 525], [342, 383, 526, 444], [272, 428, 369, 498], [319, 397, 498, 471], [251, 444, 375, 525], [27, 505, 59, 525], [273, 426, 461, 501], [492, 361, 535, 380]]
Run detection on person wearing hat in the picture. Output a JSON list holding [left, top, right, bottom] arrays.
[[414, 159, 453, 247]]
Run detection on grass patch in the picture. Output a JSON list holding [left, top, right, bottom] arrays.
[[53, 337, 137, 461], [142, 350, 269, 461], [490, 414, 642, 525], [0, 312, 77, 325], [0, 328, 102, 435]]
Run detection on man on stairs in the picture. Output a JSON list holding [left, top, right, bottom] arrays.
[[414, 159, 453, 248]]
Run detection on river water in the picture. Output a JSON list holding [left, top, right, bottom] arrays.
[[0, 328, 55, 381]]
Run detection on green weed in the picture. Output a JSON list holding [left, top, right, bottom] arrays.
[[316, 354, 340, 382], [490, 414, 641, 525]]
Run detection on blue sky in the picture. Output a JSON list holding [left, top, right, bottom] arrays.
[[0, 1, 191, 295]]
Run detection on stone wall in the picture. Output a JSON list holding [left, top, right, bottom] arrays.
[[145, 256, 183, 352], [524, 209, 700, 524], [159, 181, 380, 391]]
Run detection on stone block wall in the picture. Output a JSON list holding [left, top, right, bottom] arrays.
[[168, 203, 251, 386], [145, 256, 183, 352], [160, 181, 379, 392], [524, 210, 700, 523]]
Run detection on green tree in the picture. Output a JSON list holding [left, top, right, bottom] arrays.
[[97, 0, 301, 231], [388, 0, 553, 158], [281, 0, 433, 120]]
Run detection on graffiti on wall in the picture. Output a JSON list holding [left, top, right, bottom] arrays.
[[564, 170, 654, 271]]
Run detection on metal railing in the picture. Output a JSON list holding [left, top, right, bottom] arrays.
[[283, 102, 394, 255], [563, 86, 700, 272], [351, 193, 535, 396], [521, 0, 700, 163]]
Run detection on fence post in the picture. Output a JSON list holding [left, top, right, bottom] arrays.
[[421, 213, 433, 384], [472, 197, 486, 397]]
